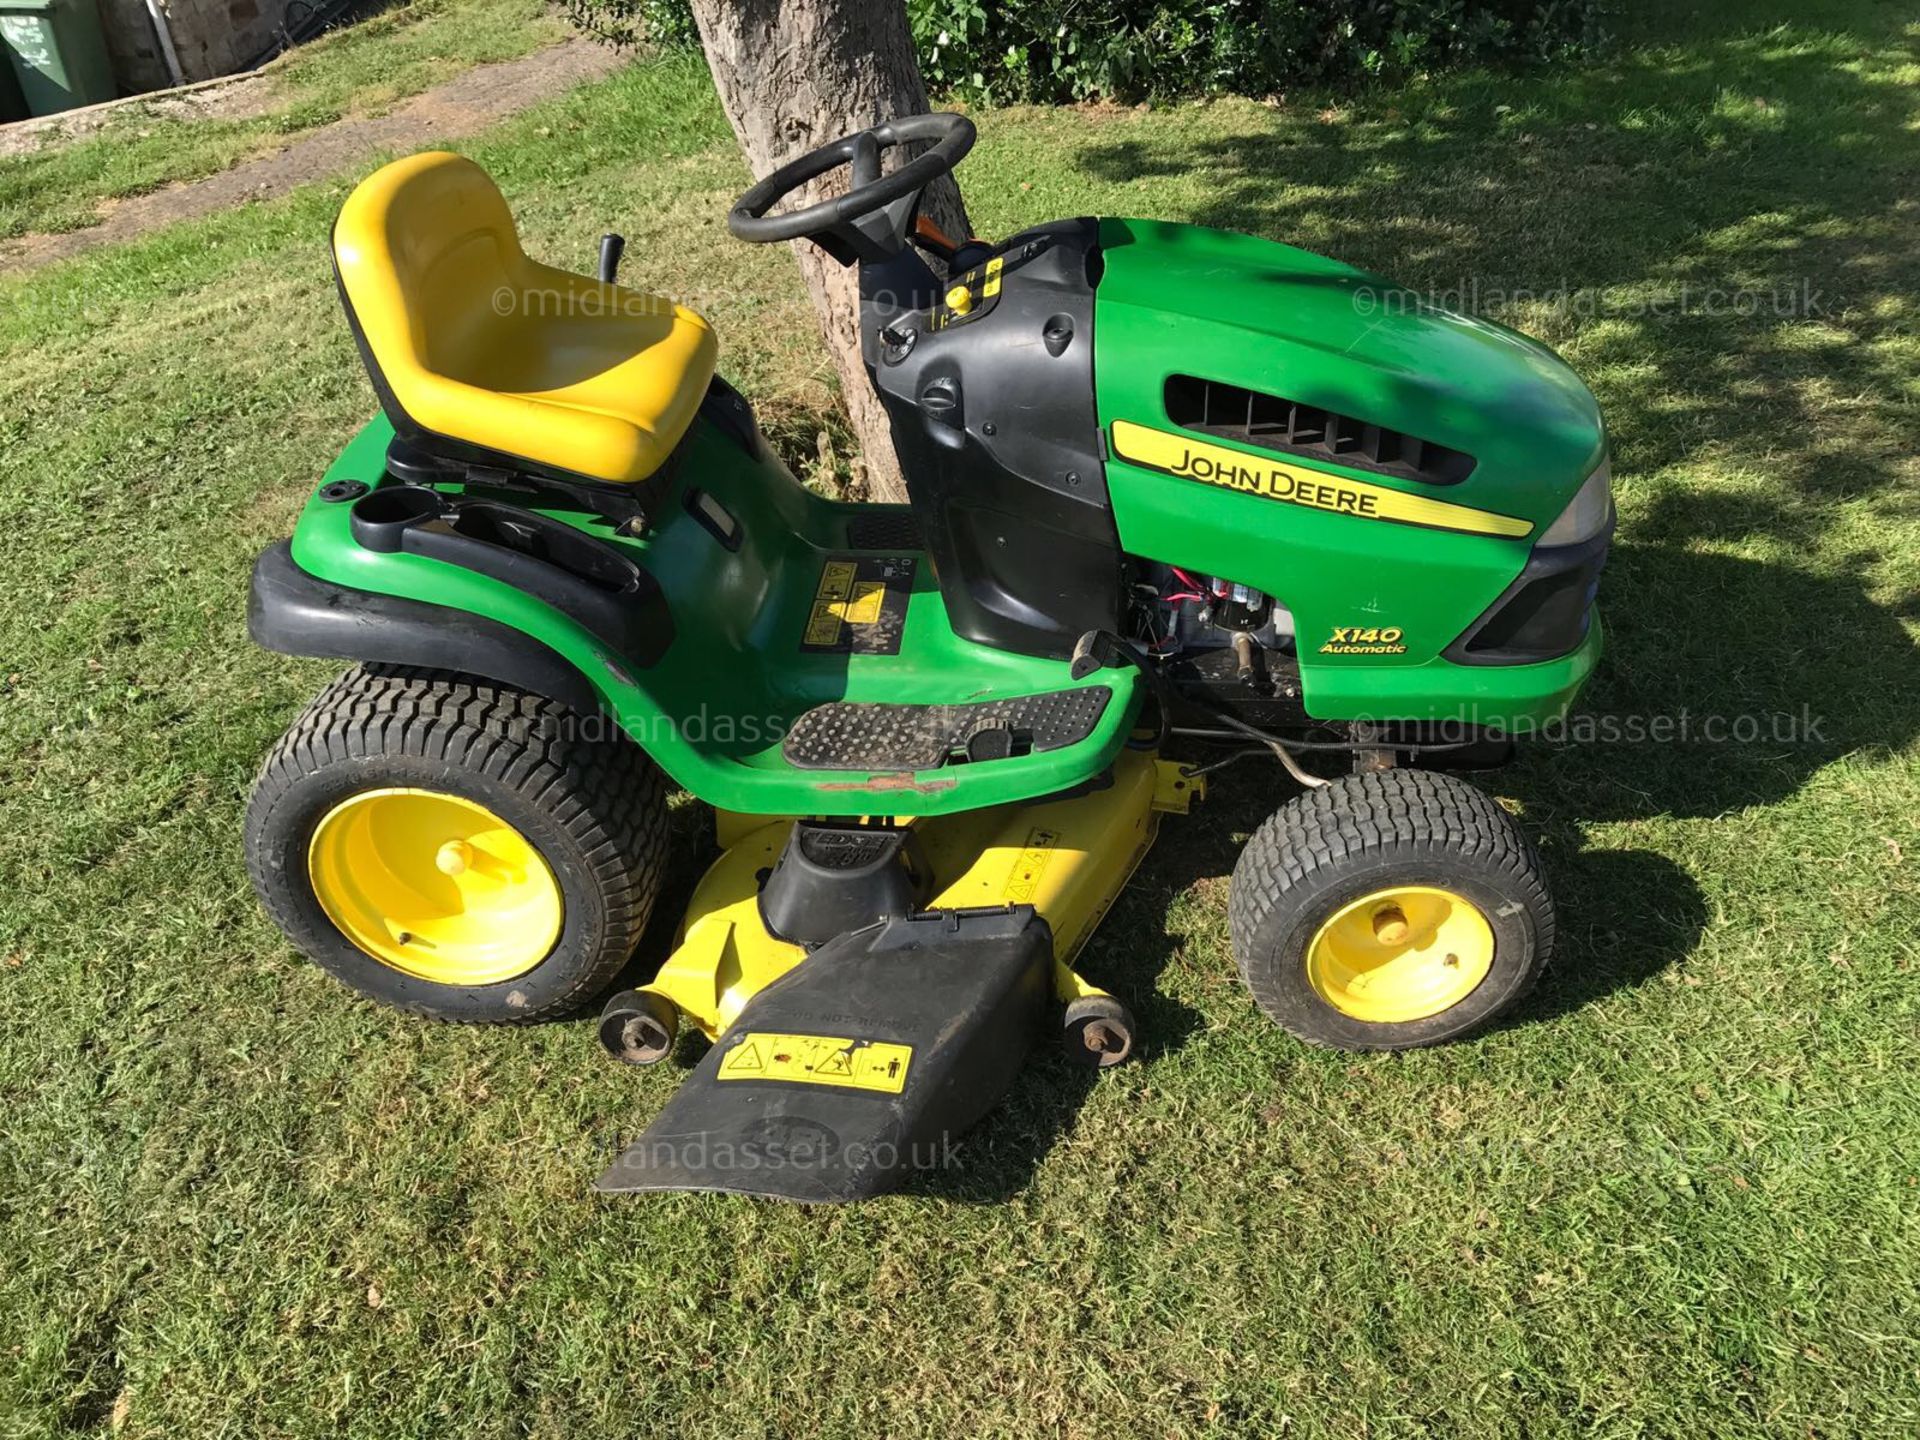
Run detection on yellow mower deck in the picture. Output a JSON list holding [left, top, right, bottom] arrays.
[[644, 751, 1200, 1042], [593, 752, 1202, 1200]]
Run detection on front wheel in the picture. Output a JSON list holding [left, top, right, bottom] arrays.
[[245, 665, 668, 1022], [1229, 770, 1554, 1051]]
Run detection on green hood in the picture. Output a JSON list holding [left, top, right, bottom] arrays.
[[1092, 218, 1606, 525], [1090, 218, 1607, 724]]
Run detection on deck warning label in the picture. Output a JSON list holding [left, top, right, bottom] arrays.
[[717, 1032, 913, 1094], [1006, 828, 1060, 904], [802, 555, 914, 655]]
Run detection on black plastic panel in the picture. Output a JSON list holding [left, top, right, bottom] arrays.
[[1446, 523, 1612, 666], [247, 541, 603, 715], [863, 220, 1123, 659], [844, 508, 924, 551], [760, 823, 924, 946]]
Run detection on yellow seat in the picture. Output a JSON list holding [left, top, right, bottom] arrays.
[[333, 151, 718, 486]]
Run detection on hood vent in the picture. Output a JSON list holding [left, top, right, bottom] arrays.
[[1164, 375, 1476, 485]]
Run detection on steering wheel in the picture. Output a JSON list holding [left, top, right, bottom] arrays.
[[728, 113, 976, 265]]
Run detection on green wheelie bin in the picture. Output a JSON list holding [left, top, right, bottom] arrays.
[[1, 0, 116, 117], [0, 36, 26, 120]]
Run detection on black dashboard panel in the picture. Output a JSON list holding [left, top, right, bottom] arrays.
[[861, 220, 1122, 660]]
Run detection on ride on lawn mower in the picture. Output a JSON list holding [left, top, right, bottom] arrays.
[[244, 114, 1611, 1201]]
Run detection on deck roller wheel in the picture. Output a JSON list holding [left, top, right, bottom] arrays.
[[599, 989, 678, 1065], [1063, 994, 1136, 1068]]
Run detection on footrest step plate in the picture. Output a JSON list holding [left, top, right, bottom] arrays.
[[783, 687, 1112, 771]]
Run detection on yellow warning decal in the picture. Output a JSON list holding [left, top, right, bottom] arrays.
[[1109, 420, 1532, 539], [802, 555, 916, 655], [717, 1032, 913, 1094], [839, 580, 885, 624], [1005, 827, 1058, 904], [804, 579, 885, 644], [982, 254, 1004, 298], [804, 560, 859, 647]]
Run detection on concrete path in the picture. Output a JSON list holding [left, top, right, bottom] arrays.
[[0, 38, 624, 273]]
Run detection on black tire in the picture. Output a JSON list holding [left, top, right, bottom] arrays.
[[1228, 769, 1554, 1051], [245, 665, 668, 1022]]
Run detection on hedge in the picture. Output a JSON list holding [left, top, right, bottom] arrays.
[[566, 0, 1608, 101]]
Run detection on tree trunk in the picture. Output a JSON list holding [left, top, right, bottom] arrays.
[[688, 0, 968, 503]]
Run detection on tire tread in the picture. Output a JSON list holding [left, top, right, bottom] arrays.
[[1229, 769, 1555, 1049], [246, 665, 668, 1022]]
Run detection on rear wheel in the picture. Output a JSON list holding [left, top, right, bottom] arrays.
[[1229, 769, 1553, 1050], [245, 665, 668, 1022]]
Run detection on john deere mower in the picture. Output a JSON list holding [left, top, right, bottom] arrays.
[[244, 115, 1611, 1201]]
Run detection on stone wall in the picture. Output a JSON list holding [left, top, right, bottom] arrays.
[[96, 0, 170, 92], [96, 0, 296, 92], [159, 0, 288, 80]]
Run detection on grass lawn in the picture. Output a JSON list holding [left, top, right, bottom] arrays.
[[0, 0, 566, 239], [2, 0, 1918, 1435]]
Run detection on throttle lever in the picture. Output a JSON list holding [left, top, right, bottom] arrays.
[[597, 233, 626, 284]]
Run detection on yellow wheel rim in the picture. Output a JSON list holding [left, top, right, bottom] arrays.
[[1305, 885, 1495, 1024], [307, 788, 563, 984]]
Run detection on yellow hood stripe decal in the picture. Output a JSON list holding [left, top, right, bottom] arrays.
[[1109, 420, 1533, 539]]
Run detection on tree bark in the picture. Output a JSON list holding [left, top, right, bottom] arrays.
[[688, 0, 968, 503]]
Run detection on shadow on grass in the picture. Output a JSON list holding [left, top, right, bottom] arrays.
[[1504, 847, 1708, 1032], [908, 520, 1918, 1196], [1512, 532, 1920, 827]]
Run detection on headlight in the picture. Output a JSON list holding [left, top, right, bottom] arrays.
[[1537, 458, 1613, 547]]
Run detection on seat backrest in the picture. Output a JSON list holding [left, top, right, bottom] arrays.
[[332, 151, 523, 416]]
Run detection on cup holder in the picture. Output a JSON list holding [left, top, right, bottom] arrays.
[[350, 485, 446, 553], [331, 481, 673, 666]]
